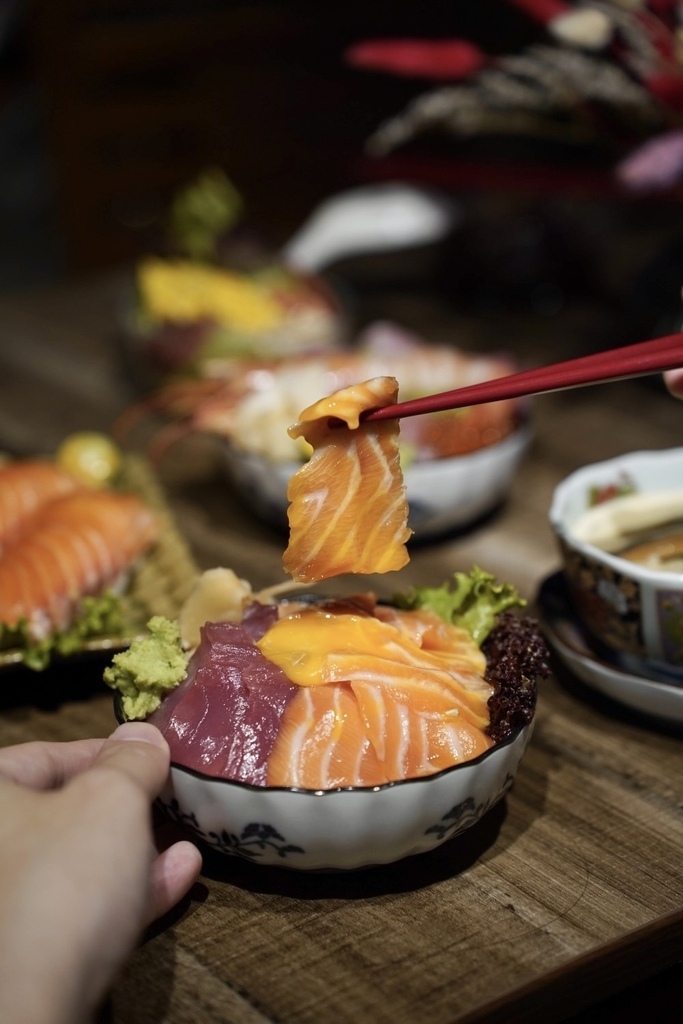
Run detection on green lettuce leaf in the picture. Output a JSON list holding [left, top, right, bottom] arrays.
[[393, 565, 526, 645]]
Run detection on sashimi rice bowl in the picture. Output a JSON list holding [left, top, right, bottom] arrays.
[[106, 376, 548, 870]]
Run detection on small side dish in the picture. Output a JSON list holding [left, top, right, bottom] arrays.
[[106, 378, 548, 870], [538, 571, 683, 725], [120, 170, 343, 386], [131, 258, 342, 374], [549, 446, 683, 681]]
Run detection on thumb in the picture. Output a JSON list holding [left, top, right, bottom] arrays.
[[90, 722, 171, 801]]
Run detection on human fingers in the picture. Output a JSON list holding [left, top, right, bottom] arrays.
[[0, 725, 176, 1024], [146, 841, 203, 925], [0, 722, 169, 793], [664, 367, 683, 397], [0, 737, 106, 789], [88, 722, 171, 801]]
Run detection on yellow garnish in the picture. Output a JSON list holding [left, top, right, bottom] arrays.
[[56, 432, 122, 487], [137, 259, 284, 331]]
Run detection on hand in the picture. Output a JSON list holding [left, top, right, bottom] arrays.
[[0, 723, 202, 1024], [664, 368, 683, 398]]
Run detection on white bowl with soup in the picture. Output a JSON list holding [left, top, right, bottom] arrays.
[[549, 447, 683, 682]]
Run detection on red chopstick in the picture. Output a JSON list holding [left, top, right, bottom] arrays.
[[362, 333, 683, 422]]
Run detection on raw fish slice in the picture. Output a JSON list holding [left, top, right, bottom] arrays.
[[283, 377, 412, 582], [26, 528, 92, 598], [4, 526, 99, 634], [14, 534, 76, 632], [344, 656, 491, 727], [0, 460, 82, 551], [267, 682, 388, 789], [240, 599, 281, 642], [260, 605, 493, 787], [257, 608, 493, 721], [0, 547, 55, 639], [268, 674, 492, 789], [60, 518, 115, 582], [0, 490, 159, 639], [373, 605, 488, 659], [149, 617, 297, 786], [34, 491, 155, 564], [350, 679, 492, 778]]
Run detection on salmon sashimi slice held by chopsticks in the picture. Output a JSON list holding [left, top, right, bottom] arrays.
[[263, 605, 494, 789], [0, 490, 159, 640], [283, 376, 412, 582], [0, 460, 82, 552]]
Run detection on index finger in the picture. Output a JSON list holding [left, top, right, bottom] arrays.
[[0, 738, 107, 790], [664, 367, 683, 397]]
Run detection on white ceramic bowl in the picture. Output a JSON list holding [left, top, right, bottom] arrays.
[[223, 421, 533, 540], [549, 447, 683, 682], [154, 722, 533, 871]]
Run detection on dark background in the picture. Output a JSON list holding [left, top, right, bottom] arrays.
[[2, 0, 683, 352], [0, 0, 535, 284]]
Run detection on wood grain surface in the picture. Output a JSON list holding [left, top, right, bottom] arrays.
[[0, 273, 681, 1022]]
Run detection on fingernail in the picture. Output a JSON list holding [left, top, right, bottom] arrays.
[[109, 722, 168, 749]]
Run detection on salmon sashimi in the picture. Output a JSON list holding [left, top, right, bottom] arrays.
[[267, 677, 493, 789], [0, 490, 159, 639], [260, 604, 494, 788], [0, 460, 83, 552], [283, 376, 412, 583], [267, 682, 388, 789]]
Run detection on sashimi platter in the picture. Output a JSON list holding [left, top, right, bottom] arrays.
[[0, 435, 197, 671], [105, 375, 549, 870]]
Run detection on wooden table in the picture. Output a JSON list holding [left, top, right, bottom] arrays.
[[0, 272, 681, 1022]]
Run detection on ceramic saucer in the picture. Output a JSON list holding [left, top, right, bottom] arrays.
[[537, 572, 683, 725]]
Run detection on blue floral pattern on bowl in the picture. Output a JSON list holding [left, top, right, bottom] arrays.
[[156, 726, 533, 871]]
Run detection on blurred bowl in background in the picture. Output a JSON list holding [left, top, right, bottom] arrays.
[[114, 318, 532, 541], [549, 447, 683, 683], [118, 263, 345, 393], [117, 181, 461, 394], [538, 571, 683, 724], [223, 420, 533, 540]]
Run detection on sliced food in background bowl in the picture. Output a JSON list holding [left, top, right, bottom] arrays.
[[118, 320, 532, 539]]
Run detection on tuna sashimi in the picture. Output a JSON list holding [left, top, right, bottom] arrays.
[[0, 490, 159, 638], [283, 376, 412, 583], [0, 460, 82, 552], [148, 617, 298, 785]]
